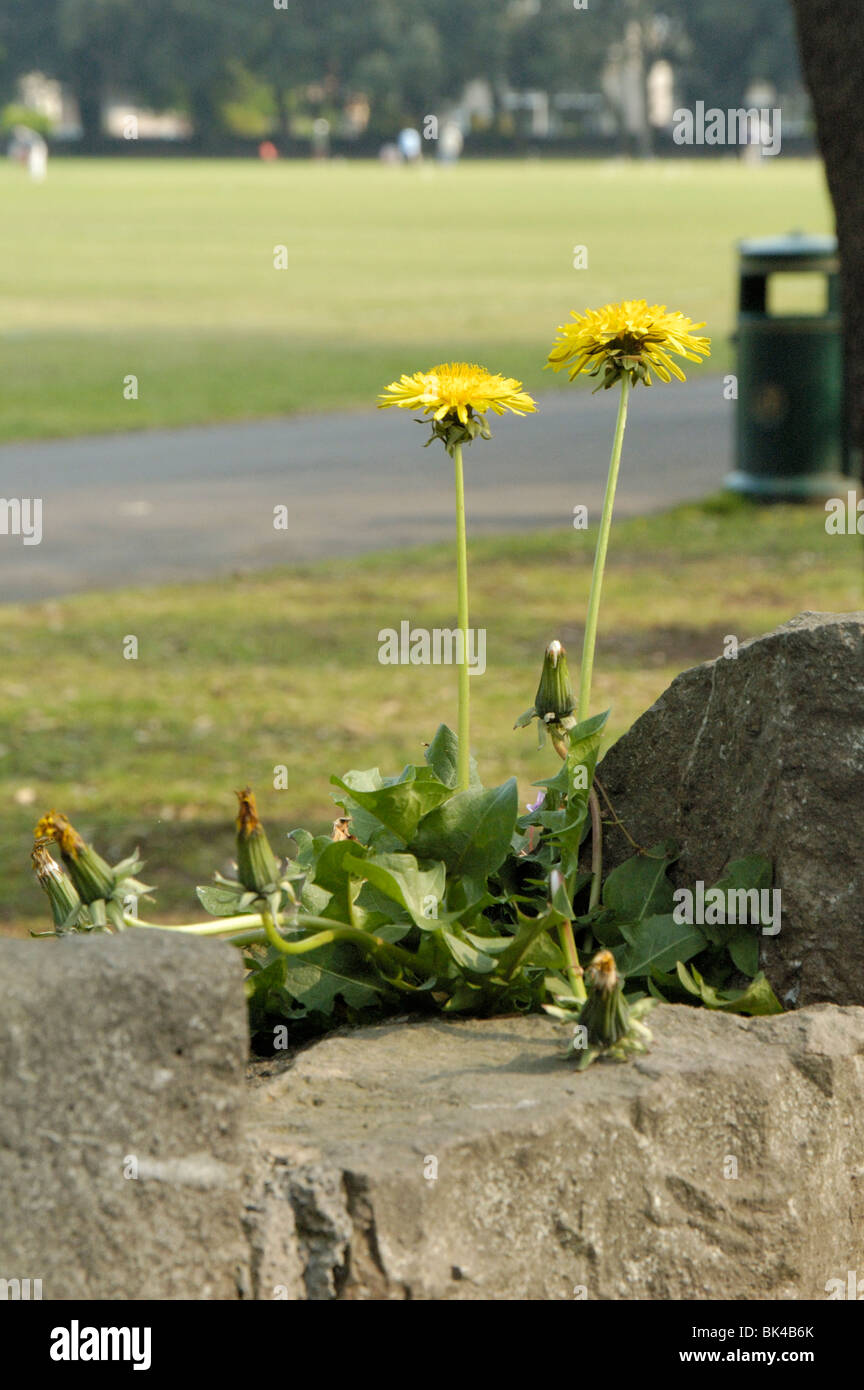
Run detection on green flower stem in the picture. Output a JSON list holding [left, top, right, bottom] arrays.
[[588, 787, 604, 911], [551, 737, 586, 1002], [124, 913, 265, 935], [453, 441, 471, 791], [259, 905, 423, 974], [209, 927, 271, 950], [578, 375, 630, 723], [557, 922, 587, 1003], [126, 909, 424, 975], [260, 905, 338, 956]]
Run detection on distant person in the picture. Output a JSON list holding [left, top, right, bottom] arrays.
[[397, 127, 422, 163], [8, 125, 48, 181], [438, 122, 464, 165], [311, 118, 330, 160], [258, 140, 279, 161]]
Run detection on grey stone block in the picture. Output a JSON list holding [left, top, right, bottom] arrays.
[[244, 1005, 864, 1300], [595, 612, 864, 1008], [0, 931, 249, 1299]]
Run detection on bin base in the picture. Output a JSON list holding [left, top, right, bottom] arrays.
[[724, 469, 850, 501]]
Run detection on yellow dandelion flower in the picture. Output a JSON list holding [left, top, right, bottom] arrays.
[[547, 299, 711, 389], [378, 363, 536, 790], [379, 362, 536, 426]]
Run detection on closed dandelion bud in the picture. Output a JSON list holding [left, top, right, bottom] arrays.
[[235, 788, 280, 894], [31, 843, 83, 932], [34, 811, 115, 904], [580, 949, 631, 1048], [534, 640, 575, 724]]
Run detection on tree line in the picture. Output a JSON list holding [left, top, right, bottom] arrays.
[[0, 0, 800, 143]]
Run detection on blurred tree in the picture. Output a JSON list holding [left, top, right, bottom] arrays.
[[130, 0, 245, 147], [662, 0, 799, 110], [0, 0, 804, 146], [0, 2, 57, 119], [789, 0, 864, 481], [503, 0, 618, 95], [53, 0, 140, 140], [0, 0, 244, 144]]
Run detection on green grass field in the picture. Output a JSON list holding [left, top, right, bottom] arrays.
[[3, 496, 860, 934], [0, 157, 832, 440]]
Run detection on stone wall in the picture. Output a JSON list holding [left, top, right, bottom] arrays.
[[0, 932, 249, 1299], [2, 933, 863, 1300], [3, 614, 862, 1300]]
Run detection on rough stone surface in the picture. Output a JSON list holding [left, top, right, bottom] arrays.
[[4, 927, 864, 1302], [0, 932, 249, 1299], [595, 612, 864, 1009], [244, 1005, 864, 1301]]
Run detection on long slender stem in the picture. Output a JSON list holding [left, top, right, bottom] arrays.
[[126, 908, 422, 974], [578, 376, 630, 723], [260, 906, 338, 957], [453, 441, 471, 791], [125, 913, 266, 935], [557, 922, 587, 1003], [551, 733, 586, 1002], [588, 787, 603, 911]]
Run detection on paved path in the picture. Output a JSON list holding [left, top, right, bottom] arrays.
[[0, 381, 731, 602]]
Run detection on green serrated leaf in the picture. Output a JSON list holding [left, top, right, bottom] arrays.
[[462, 929, 511, 955], [280, 942, 394, 1014], [519, 931, 566, 968], [196, 883, 253, 917], [424, 724, 483, 789], [497, 903, 562, 979], [344, 850, 446, 930], [613, 913, 706, 979], [714, 854, 773, 895], [676, 961, 782, 1015], [603, 844, 676, 922], [287, 827, 317, 867], [410, 778, 519, 882], [442, 930, 498, 974], [728, 928, 760, 978], [565, 709, 609, 767], [331, 765, 452, 843], [312, 839, 368, 893], [301, 881, 331, 915]]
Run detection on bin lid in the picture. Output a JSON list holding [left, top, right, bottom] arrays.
[[738, 232, 838, 265]]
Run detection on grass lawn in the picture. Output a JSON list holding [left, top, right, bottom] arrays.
[[2, 495, 859, 935], [0, 157, 831, 441]]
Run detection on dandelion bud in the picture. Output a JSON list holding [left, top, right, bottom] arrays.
[[31, 843, 84, 933], [34, 811, 115, 904], [235, 788, 280, 894], [580, 949, 631, 1048], [534, 640, 575, 724]]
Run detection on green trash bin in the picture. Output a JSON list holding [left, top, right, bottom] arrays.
[[725, 233, 848, 499]]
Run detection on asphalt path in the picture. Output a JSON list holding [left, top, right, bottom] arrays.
[[0, 380, 732, 602]]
